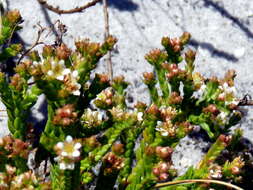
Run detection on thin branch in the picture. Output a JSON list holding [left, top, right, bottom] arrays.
[[238, 94, 253, 106], [155, 179, 243, 190], [103, 0, 113, 80], [17, 23, 45, 64], [37, 0, 101, 14]]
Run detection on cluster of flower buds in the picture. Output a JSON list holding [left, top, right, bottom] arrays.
[[5, 9, 21, 24], [103, 152, 124, 175], [112, 143, 125, 155], [56, 44, 71, 60], [161, 32, 191, 54], [143, 72, 156, 86], [94, 88, 114, 108], [162, 37, 181, 53], [54, 136, 82, 170], [160, 106, 177, 122], [219, 134, 232, 146], [163, 63, 185, 80], [53, 104, 78, 126], [0, 165, 50, 190], [227, 156, 245, 175], [146, 104, 160, 118], [155, 146, 173, 160], [168, 92, 183, 105], [10, 73, 25, 91], [81, 108, 103, 128], [217, 82, 239, 107], [208, 164, 223, 179], [203, 104, 220, 116], [152, 162, 172, 181], [83, 136, 100, 150], [144, 49, 168, 66], [0, 135, 29, 158], [156, 120, 176, 137], [109, 107, 131, 122], [75, 35, 117, 58]]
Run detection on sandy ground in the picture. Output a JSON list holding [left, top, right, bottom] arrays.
[[2, 0, 253, 175]]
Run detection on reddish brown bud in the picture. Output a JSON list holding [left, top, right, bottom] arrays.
[[159, 162, 170, 173], [219, 135, 232, 145], [42, 45, 54, 57], [203, 104, 220, 115], [159, 173, 169, 181], [134, 101, 147, 112], [156, 146, 173, 159], [56, 43, 71, 60], [6, 10, 21, 23], [185, 49, 196, 64], [112, 143, 124, 155], [146, 104, 160, 116], [180, 32, 191, 45], [152, 167, 160, 176]]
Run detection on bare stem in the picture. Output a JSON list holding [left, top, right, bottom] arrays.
[[155, 179, 243, 190], [103, 0, 113, 80], [17, 24, 45, 64], [37, 0, 101, 14]]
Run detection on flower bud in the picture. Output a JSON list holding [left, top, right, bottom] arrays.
[[112, 143, 124, 155], [6, 10, 21, 23], [56, 43, 71, 60], [159, 173, 169, 181], [42, 45, 54, 57], [152, 167, 160, 176], [180, 32, 191, 45], [156, 146, 173, 159]]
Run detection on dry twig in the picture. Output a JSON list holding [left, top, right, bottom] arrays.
[[102, 0, 113, 80], [238, 94, 253, 106], [17, 23, 46, 64], [155, 179, 243, 190], [37, 0, 101, 14]]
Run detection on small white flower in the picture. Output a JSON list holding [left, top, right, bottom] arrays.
[[56, 142, 64, 149], [67, 163, 75, 170], [72, 150, 80, 157], [61, 151, 68, 156], [47, 70, 53, 76], [72, 70, 79, 78], [66, 135, 73, 143], [58, 60, 65, 66], [72, 90, 81, 96], [74, 142, 82, 149], [137, 112, 143, 121], [59, 163, 66, 170], [56, 75, 64, 81], [62, 68, 71, 75], [33, 61, 39, 66]]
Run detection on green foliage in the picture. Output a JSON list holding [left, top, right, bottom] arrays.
[[0, 10, 248, 190]]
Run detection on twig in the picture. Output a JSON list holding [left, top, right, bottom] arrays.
[[102, 0, 113, 80], [37, 0, 101, 14], [238, 94, 253, 106], [17, 23, 45, 64], [155, 179, 243, 190]]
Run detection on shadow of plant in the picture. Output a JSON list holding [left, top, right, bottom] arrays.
[[107, 0, 139, 11]]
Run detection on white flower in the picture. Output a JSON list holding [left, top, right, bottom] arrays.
[[66, 135, 73, 143], [192, 84, 206, 99], [155, 125, 169, 137], [216, 111, 229, 126], [47, 70, 53, 76], [72, 70, 79, 78], [62, 68, 71, 75], [137, 112, 143, 121], [54, 136, 82, 170]]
